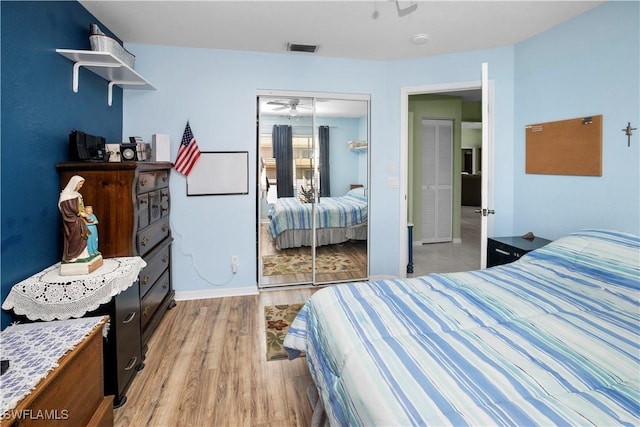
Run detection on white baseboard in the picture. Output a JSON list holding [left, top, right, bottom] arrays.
[[175, 286, 259, 301]]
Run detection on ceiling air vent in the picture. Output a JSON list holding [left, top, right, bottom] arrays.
[[287, 43, 319, 53]]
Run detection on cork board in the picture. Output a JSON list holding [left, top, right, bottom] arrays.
[[525, 115, 602, 176]]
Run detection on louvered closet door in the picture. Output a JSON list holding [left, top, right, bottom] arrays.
[[421, 119, 452, 243]]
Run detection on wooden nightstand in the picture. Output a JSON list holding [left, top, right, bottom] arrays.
[[487, 236, 552, 267]]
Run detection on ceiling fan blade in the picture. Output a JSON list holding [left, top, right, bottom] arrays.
[[267, 101, 290, 106]]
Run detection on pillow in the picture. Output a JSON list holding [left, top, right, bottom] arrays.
[[346, 187, 366, 198]]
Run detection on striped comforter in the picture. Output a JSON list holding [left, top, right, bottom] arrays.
[[268, 189, 367, 239], [284, 229, 640, 426]]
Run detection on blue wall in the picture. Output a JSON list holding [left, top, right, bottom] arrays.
[[1, 1, 123, 328], [121, 2, 638, 297], [513, 1, 640, 238]]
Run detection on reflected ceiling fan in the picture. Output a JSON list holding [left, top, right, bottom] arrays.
[[266, 98, 311, 117]]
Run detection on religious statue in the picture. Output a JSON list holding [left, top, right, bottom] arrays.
[[58, 175, 103, 275], [85, 205, 99, 256]]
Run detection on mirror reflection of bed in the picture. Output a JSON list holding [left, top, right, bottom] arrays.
[[257, 94, 369, 288], [260, 186, 367, 287]]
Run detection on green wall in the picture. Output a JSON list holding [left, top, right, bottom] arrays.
[[408, 95, 480, 243]]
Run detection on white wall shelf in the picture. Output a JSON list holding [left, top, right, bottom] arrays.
[[56, 49, 155, 106], [347, 140, 368, 152]]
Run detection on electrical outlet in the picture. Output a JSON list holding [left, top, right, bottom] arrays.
[[231, 255, 239, 273]]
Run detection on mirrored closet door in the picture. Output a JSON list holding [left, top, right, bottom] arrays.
[[257, 92, 369, 288]]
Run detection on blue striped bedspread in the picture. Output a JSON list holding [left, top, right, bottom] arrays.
[[284, 229, 640, 426], [268, 189, 367, 239]]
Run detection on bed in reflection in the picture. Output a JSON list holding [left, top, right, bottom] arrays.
[[268, 187, 367, 250], [285, 229, 640, 426]]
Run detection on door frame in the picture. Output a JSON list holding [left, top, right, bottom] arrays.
[[399, 79, 495, 277]]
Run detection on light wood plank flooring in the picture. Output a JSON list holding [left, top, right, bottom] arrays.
[[115, 209, 480, 426], [114, 288, 317, 427]]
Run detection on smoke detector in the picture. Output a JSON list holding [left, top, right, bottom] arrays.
[[411, 34, 429, 45]]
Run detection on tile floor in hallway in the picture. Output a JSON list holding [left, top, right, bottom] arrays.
[[408, 206, 481, 277]]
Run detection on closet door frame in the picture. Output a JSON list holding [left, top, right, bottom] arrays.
[[257, 89, 370, 288]]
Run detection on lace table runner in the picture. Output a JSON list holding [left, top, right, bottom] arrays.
[[1, 257, 146, 321], [0, 316, 107, 415]]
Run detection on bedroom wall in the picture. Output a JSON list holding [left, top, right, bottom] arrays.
[[122, 45, 390, 296], [0, 1, 123, 328], [124, 40, 521, 296], [513, 1, 640, 239]]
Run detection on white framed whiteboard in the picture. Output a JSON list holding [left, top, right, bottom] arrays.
[[186, 151, 249, 196]]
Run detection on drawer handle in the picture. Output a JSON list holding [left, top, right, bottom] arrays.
[[161, 224, 169, 232], [494, 248, 510, 255], [162, 255, 169, 263], [162, 176, 168, 182], [162, 207, 169, 213], [139, 199, 148, 205], [142, 305, 150, 317], [141, 275, 150, 285], [124, 356, 138, 371], [141, 236, 149, 246], [123, 311, 136, 324], [140, 177, 148, 187], [163, 280, 169, 289]]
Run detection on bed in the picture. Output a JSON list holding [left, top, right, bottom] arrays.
[[284, 229, 640, 426], [268, 187, 367, 250]]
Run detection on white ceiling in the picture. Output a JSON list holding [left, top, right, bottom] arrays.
[[80, 0, 604, 61]]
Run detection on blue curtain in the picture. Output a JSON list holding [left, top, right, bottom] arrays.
[[319, 125, 330, 197], [272, 125, 293, 198]]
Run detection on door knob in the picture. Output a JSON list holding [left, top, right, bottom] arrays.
[[475, 208, 496, 216]]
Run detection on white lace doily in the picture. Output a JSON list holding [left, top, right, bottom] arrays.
[[1, 257, 146, 321], [0, 316, 107, 415]]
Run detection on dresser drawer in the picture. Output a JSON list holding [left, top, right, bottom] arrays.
[[137, 193, 149, 229], [139, 240, 171, 298], [149, 190, 162, 223], [160, 188, 170, 218], [137, 217, 170, 256], [138, 170, 169, 193], [140, 270, 170, 331], [113, 282, 142, 397]]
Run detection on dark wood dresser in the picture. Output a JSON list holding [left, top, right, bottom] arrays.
[[57, 161, 175, 406]]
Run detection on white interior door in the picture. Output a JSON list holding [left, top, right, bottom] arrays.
[[421, 119, 453, 243], [480, 62, 495, 268]]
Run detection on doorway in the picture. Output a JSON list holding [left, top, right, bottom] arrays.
[[400, 78, 493, 277], [257, 90, 370, 288]]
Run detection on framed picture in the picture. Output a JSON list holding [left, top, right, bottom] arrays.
[[186, 151, 249, 196]]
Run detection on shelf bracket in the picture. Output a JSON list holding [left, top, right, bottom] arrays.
[[107, 80, 147, 106], [72, 61, 123, 104]]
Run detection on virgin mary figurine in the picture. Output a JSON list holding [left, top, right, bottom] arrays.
[[58, 175, 103, 274]]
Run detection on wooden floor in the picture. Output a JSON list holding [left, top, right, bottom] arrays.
[[114, 211, 479, 426], [114, 288, 318, 427]]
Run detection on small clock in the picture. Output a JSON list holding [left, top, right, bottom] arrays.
[[120, 143, 138, 161]]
